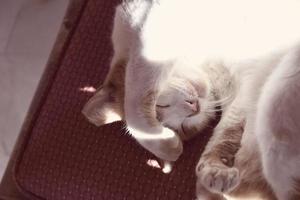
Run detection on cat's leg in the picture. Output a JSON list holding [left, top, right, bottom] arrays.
[[256, 47, 300, 200], [196, 105, 245, 195], [84, 3, 182, 162], [83, 1, 154, 124], [82, 5, 131, 125], [125, 55, 183, 161]]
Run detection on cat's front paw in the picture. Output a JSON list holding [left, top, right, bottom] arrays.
[[196, 160, 240, 194], [155, 128, 183, 161], [136, 127, 183, 161]]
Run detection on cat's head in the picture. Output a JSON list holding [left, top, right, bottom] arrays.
[[156, 76, 216, 140], [82, 62, 216, 140]]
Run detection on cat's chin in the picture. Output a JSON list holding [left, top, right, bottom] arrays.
[[177, 120, 201, 141], [178, 114, 214, 141]]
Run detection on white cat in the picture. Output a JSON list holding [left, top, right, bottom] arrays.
[[112, 0, 300, 162], [255, 46, 300, 200], [83, 0, 300, 199]]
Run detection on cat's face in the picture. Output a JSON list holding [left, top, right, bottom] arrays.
[[82, 66, 216, 141], [156, 77, 215, 140]]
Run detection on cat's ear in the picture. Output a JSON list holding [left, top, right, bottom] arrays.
[[82, 59, 126, 126], [82, 85, 123, 126]]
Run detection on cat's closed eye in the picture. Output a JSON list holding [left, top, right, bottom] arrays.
[[156, 105, 170, 108]]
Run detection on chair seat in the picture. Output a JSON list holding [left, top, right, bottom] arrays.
[[0, 0, 213, 199]]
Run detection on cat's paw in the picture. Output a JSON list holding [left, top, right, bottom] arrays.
[[196, 181, 226, 200], [136, 127, 183, 161], [196, 161, 240, 194], [155, 128, 183, 161]]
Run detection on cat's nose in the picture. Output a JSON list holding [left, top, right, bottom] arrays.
[[185, 100, 200, 114]]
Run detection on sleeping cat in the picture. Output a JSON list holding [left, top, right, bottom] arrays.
[[83, 0, 300, 199], [255, 47, 300, 200], [100, 0, 300, 163], [83, 46, 300, 199]]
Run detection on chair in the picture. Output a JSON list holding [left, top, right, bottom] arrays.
[[0, 0, 212, 199]]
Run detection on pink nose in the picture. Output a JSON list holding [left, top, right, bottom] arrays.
[[185, 100, 200, 113]]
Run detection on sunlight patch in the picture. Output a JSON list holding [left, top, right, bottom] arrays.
[[146, 159, 161, 169], [146, 159, 173, 174], [104, 110, 122, 124], [79, 86, 96, 93], [126, 127, 175, 140]]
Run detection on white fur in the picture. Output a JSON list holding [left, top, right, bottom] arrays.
[[141, 0, 300, 62], [112, 3, 183, 161], [112, 1, 300, 196], [255, 46, 300, 200]]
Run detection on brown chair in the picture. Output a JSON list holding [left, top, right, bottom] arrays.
[[0, 0, 212, 199]]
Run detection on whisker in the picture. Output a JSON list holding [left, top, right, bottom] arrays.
[[206, 112, 222, 117], [204, 109, 222, 113], [204, 123, 216, 129], [205, 105, 223, 112], [206, 94, 234, 106]]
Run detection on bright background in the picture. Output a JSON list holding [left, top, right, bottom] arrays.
[[0, 0, 69, 179]]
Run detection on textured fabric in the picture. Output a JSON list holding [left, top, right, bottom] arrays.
[[9, 0, 214, 199]]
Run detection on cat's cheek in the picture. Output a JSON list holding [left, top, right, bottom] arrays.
[[156, 109, 164, 122]]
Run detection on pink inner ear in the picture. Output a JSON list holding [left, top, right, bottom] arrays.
[[103, 109, 122, 124], [82, 105, 122, 127]]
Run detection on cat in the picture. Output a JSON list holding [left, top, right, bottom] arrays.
[[83, 0, 300, 199], [103, 0, 300, 163], [83, 50, 276, 199], [83, 45, 300, 200], [255, 47, 300, 200]]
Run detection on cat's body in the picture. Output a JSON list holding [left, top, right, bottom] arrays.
[[116, 0, 300, 162], [255, 47, 300, 200], [83, 0, 300, 199], [195, 54, 281, 200]]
